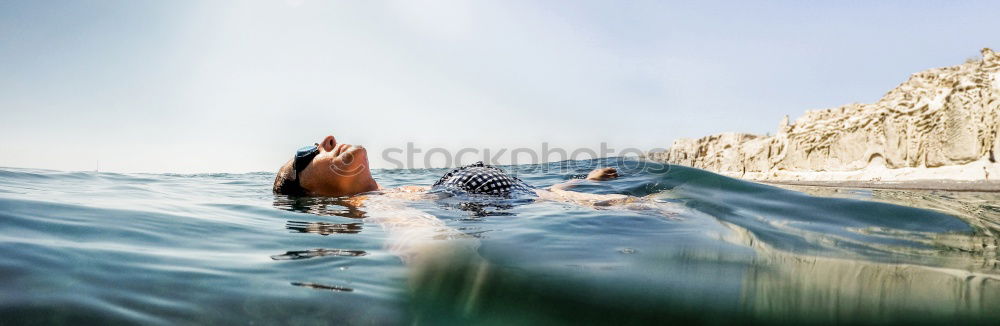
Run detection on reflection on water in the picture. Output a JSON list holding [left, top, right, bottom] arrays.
[[290, 282, 355, 292], [285, 220, 363, 235], [741, 252, 1000, 323], [430, 194, 535, 219], [775, 185, 1000, 269], [270, 249, 368, 260], [723, 220, 1000, 323], [452, 202, 517, 218], [273, 196, 367, 218], [406, 225, 1000, 324], [779, 185, 1000, 236]]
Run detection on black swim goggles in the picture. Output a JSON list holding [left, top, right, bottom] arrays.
[[293, 143, 321, 180]]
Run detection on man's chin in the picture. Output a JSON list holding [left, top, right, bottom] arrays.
[[343, 145, 365, 156]]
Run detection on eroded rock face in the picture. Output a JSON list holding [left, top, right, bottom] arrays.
[[647, 48, 1000, 183]]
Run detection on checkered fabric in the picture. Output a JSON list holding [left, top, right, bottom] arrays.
[[432, 161, 534, 197]]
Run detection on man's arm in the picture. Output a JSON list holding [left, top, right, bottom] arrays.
[[538, 167, 636, 206]]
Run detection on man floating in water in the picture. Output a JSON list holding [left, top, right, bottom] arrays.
[[273, 134, 638, 206]]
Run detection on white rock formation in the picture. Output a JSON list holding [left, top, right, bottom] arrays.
[[647, 48, 1000, 187]]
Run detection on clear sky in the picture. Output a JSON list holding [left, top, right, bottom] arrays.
[[1, 0, 998, 173]]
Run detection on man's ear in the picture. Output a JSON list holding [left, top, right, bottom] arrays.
[[321, 135, 337, 152]]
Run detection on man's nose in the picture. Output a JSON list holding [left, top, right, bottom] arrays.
[[321, 135, 337, 152]]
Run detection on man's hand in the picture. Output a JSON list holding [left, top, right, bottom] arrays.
[[586, 167, 619, 181]]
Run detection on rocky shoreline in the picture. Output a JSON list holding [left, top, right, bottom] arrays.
[[646, 48, 1000, 191]]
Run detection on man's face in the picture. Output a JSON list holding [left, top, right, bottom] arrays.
[[298, 135, 379, 196]]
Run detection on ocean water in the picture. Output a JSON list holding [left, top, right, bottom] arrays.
[[1, 158, 998, 325]]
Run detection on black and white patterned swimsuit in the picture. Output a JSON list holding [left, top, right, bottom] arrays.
[[432, 161, 535, 197]]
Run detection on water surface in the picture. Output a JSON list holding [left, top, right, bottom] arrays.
[[1, 159, 998, 324]]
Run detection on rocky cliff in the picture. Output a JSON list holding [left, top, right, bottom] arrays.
[[647, 48, 1000, 187]]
